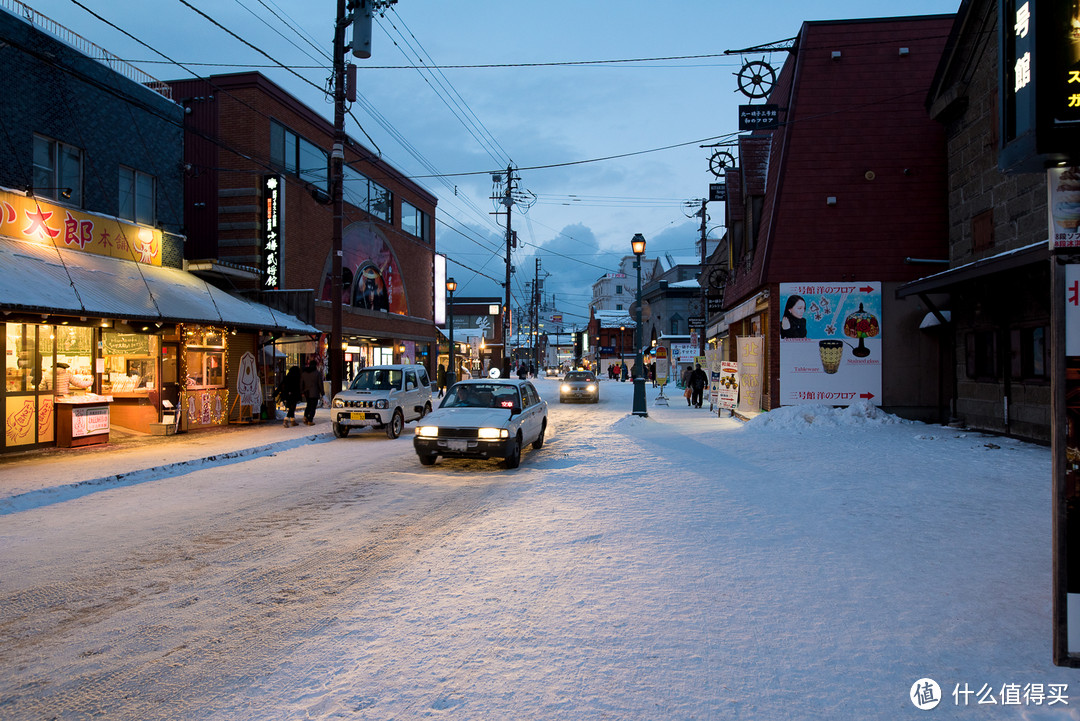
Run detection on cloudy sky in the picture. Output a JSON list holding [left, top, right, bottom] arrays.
[[21, 0, 959, 330]]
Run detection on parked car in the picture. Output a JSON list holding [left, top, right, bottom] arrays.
[[560, 370, 599, 403], [331, 364, 432, 439], [413, 378, 548, 468]]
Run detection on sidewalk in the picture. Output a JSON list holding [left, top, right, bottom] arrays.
[[0, 408, 333, 512]]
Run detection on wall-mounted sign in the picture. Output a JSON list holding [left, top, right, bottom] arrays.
[[0, 188, 161, 265], [261, 175, 282, 289], [999, 0, 1080, 172], [709, 183, 727, 202], [739, 104, 780, 130]]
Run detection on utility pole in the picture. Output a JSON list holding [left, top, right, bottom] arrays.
[[330, 0, 396, 397], [698, 198, 708, 357], [533, 257, 541, 372], [491, 165, 516, 377]]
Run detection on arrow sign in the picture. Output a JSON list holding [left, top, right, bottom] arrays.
[[860, 286, 874, 293], [860, 392, 875, 400]]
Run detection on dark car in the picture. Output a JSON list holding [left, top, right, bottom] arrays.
[[560, 371, 599, 403]]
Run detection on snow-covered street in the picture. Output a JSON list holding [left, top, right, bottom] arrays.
[[0, 377, 1075, 719]]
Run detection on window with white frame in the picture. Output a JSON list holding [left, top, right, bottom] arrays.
[[33, 134, 82, 206], [118, 166, 156, 225], [401, 200, 430, 242]]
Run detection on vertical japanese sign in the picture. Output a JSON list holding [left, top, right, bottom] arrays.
[[736, 336, 763, 414], [1056, 261, 1080, 665], [262, 175, 282, 289], [655, 345, 669, 385], [778, 282, 883, 406]]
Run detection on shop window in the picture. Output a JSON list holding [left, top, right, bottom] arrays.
[[1010, 325, 1048, 381], [102, 331, 158, 395], [966, 329, 998, 380], [33, 134, 82, 206], [183, 327, 226, 389], [118, 166, 156, 226]]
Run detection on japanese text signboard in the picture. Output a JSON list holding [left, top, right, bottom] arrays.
[[778, 282, 883, 406], [0, 188, 161, 265], [262, 175, 282, 289]]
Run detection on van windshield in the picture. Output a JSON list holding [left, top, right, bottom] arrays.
[[349, 369, 401, 391]]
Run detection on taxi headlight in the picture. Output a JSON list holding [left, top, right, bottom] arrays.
[[477, 427, 508, 440], [332, 398, 344, 408], [561, 384, 571, 392], [415, 426, 439, 438], [586, 384, 597, 392], [375, 399, 389, 409]]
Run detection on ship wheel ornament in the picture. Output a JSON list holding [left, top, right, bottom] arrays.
[[708, 150, 735, 178], [708, 267, 729, 290], [735, 59, 776, 99]]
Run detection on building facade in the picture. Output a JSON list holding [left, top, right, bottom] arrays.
[[718, 15, 955, 420], [168, 72, 439, 385], [0, 6, 315, 452], [898, 0, 1051, 442]]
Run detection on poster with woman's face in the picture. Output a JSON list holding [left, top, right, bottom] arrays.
[[319, 223, 407, 315]]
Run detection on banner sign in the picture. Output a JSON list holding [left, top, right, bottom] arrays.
[[778, 282, 883, 406], [0, 187, 161, 265], [736, 336, 763, 414], [739, 104, 780, 130], [716, 360, 739, 410], [262, 175, 282, 289]]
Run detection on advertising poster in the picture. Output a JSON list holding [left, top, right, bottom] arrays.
[[716, 361, 739, 410], [655, 346, 669, 385], [779, 282, 883, 406], [1050, 167, 1080, 250], [319, 223, 407, 315], [705, 349, 723, 405], [736, 336, 763, 414]]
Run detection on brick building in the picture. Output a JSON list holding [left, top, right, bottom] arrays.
[[898, 0, 1051, 442], [717, 14, 955, 419], [168, 72, 439, 382]]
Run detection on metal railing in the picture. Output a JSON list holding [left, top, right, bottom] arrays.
[[2, 0, 172, 100]]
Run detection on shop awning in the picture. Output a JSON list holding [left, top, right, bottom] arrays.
[[895, 241, 1048, 298], [0, 236, 319, 334]]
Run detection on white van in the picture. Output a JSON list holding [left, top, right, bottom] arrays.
[[331, 364, 433, 439]]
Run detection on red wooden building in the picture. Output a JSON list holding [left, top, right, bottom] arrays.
[[718, 14, 955, 419]]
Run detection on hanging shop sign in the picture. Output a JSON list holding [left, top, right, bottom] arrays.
[[709, 183, 727, 203], [999, 0, 1080, 172], [0, 187, 161, 265], [738, 104, 780, 131], [261, 175, 282, 290]]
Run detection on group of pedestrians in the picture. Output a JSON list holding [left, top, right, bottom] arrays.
[[273, 361, 324, 427], [682, 363, 708, 408]]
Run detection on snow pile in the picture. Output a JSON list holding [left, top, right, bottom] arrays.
[[743, 399, 908, 430]]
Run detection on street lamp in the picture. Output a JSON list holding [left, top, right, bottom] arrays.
[[446, 277, 457, 387], [631, 233, 648, 416]]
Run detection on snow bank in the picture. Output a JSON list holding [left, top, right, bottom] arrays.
[[743, 399, 910, 430]]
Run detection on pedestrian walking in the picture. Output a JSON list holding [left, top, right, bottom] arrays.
[[689, 363, 708, 409], [436, 362, 446, 398], [300, 360, 324, 426], [274, 365, 302, 427]]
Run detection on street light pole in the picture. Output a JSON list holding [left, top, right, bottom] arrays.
[[446, 277, 456, 388], [631, 233, 648, 417]]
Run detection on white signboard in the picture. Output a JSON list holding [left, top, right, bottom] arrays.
[[778, 282, 883, 406], [72, 405, 110, 437], [1068, 265, 1080, 356], [716, 360, 739, 410]]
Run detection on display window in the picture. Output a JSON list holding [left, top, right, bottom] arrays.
[[101, 331, 159, 396], [183, 327, 226, 389]]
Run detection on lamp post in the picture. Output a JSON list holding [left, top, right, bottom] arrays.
[[631, 233, 648, 416], [446, 277, 457, 388]]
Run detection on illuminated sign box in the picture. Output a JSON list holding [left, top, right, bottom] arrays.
[[999, 0, 1080, 172]]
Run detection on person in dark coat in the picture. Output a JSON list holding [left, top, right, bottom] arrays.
[[689, 363, 708, 409], [300, 361, 324, 426], [436, 363, 447, 398], [274, 365, 302, 427]]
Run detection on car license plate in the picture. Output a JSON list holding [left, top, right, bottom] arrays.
[[349, 412, 370, 420], [447, 439, 469, 452]]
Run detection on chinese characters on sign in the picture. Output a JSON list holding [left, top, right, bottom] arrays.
[[0, 188, 160, 265], [262, 175, 282, 289], [778, 282, 882, 406]]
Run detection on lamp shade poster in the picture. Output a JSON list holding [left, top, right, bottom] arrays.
[[779, 282, 882, 406]]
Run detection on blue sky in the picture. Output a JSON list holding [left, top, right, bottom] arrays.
[[21, 0, 960, 329]]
